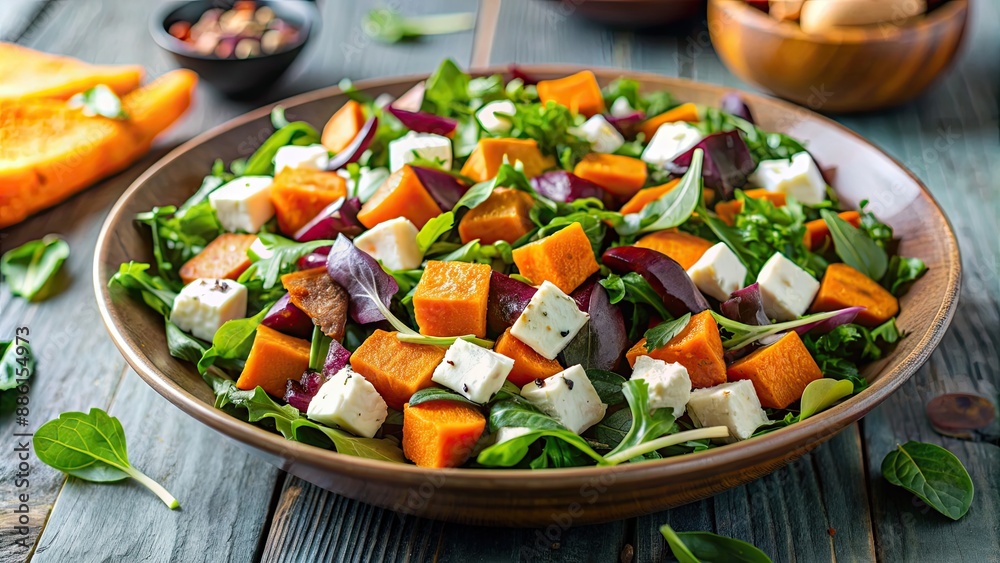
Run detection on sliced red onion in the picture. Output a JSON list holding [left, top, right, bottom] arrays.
[[297, 247, 332, 270], [411, 166, 469, 210], [720, 92, 755, 124], [326, 115, 378, 171], [294, 197, 364, 242], [720, 283, 770, 326], [508, 64, 541, 85], [392, 82, 425, 112], [387, 106, 457, 136], [322, 340, 352, 377], [793, 306, 866, 335], [605, 110, 646, 138]]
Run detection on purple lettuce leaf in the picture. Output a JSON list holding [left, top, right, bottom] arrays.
[[793, 306, 865, 336], [665, 130, 755, 202], [294, 197, 364, 242], [720, 283, 770, 326], [325, 234, 399, 324]]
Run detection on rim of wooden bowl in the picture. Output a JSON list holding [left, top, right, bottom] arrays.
[[709, 0, 968, 45], [94, 65, 961, 498]]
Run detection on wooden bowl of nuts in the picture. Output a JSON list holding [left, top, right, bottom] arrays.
[[150, 0, 318, 98], [708, 0, 969, 112]]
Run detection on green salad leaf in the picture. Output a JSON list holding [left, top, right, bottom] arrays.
[[197, 306, 271, 374], [603, 380, 677, 464], [601, 272, 672, 323], [699, 106, 806, 163], [585, 369, 627, 406], [34, 408, 179, 509], [882, 255, 928, 296], [645, 314, 692, 351], [611, 149, 704, 236], [108, 262, 177, 319], [135, 203, 222, 283], [1, 235, 70, 301], [660, 524, 773, 563], [243, 234, 335, 289], [882, 441, 974, 520], [165, 320, 209, 364], [415, 212, 455, 253], [802, 319, 900, 391], [798, 378, 855, 420], [364, 9, 475, 44], [0, 339, 33, 392], [242, 119, 321, 176], [407, 386, 479, 407], [821, 209, 888, 281]]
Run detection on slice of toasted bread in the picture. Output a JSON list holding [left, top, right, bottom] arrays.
[[0, 43, 144, 100], [0, 70, 198, 227]]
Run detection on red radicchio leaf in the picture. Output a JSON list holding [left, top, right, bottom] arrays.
[[325, 234, 399, 324], [665, 130, 755, 202], [720, 283, 770, 326]]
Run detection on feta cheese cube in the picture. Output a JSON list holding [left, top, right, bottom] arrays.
[[431, 339, 515, 403], [686, 380, 769, 442], [208, 176, 275, 233], [756, 252, 821, 321], [641, 122, 703, 166], [170, 279, 248, 342], [273, 144, 330, 174], [520, 365, 607, 434], [476, 100, 517, 134], [388, 131, 453, 172], [248, 237, 272, 261], [495, 426, 533, 444], [609, 96, 634, 118], [749, 152, 828, 206], [630, 356, 691, 417], [510, 281, 590, 360], [686, 242, 748, 301], [352, 217, 423, 271], [307, 367, 388, 438], [576, 114, 625, 154]]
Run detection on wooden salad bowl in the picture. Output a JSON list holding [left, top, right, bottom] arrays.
[[94, 66, 961, 526], [707, 0, 969, 112]]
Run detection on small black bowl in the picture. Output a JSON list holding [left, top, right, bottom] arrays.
[[150, 0, 318, 98]]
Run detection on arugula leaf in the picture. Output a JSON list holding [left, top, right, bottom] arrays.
[[245, 234, 334, 290], [407, 386, 479, 407], [416, 212, 455, 253], [212, 379, 406, 462], [798, 378, 854, 420], [729, 191, 824, 278], [363, 9, 475, 44], [428, 239, 513, 266], [1, 235, 69, 301], [108, 262, 177, 318], [882, 441, 974, 520], [0, 339, 33, 392], [505, 100, 590, 166], [612, 149, 704, 236], [476, 398, 606, 467], [660, 524, 773, 563], [601, 78, 678, 118], [882, 255, 928, 296], [197, 306, 270, 374], [34, 408, 179, 509], [600, 272, 672, 322], [802, 319, 899, 391], [165, 320, 209, 364], [135, 203, 222, 283], [821, 209, 888, 281], [604, 380, 677, 464], [242, 121, 321, 176], [67, 84, 127, 120], [645, 314, 692, 351], [177, 174, 227, 214]]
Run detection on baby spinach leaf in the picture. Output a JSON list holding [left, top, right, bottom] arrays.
[[881, 441, 974, 520], [197, 306, 271, 374], [1, 235, 69, 301], [477, 398, 606, 467], [645, 313, 692, 351], [660, 524, 773, 563], [34, 408, 179, 509], [408, 386, 479, 407], [422, 58, 472, 116], [165, 320, 209, 364], [416, 212, 455, 253], [67, 84, 127, 119], [107, 262, 177, 318], [594, 409, 632, 449], [798, 378, 854, 420], [821, 209, 888, 281], [604, 380, 676, 464], [612, 150, 704, 236], [882, 255, 928, 296], [586, 369, 627, 406], [242, 121, 321, 176], [0, 339, 33, 391]]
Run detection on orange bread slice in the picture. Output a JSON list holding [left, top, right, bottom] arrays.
[[0, 69, 197, 228], [0, 43, 144, 100]]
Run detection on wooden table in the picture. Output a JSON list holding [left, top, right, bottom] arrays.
[[1, 1, 997, 561]]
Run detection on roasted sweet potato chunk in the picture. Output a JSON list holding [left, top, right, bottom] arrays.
[[810, 263, 899, 326], [536, 71, 605, 117], [351, 330, 447, 410], [322, 100, 365, 153], [573, 153, 648, 199], [493, 328, 563, 387], [727, 331, 823, 409], [457, 188, 535, 244], [634, 230, 714, 270], [270, 167, 348, 236], [357, 165, 442, 229], [638, 102, 699, 140], [413, 261, 492, 338], [511, 222, 599, 293], [237, 325, 311, 397], [179, 233, 256, 285], [403, 400, 485, 468], [714, 189, 787, 226], [626, 310, 726, 389], [460, 138, 555, 183]]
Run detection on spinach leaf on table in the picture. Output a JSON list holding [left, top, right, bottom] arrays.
[[34, 408, 180, 509], [0, 235, 69, 301], [0, 339, 33, 392], [881, 441, 974, 520], [660, 524, 773, 563]]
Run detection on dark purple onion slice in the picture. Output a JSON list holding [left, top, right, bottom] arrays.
[[720, 92, 754, 124], [294, 197, 364, 242], [792, 306, 865, 335], [530, 170, 609, 205], [387, 106, 458, 136]]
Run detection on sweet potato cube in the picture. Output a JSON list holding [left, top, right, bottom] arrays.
[[413, 261, 492, 338], [402, 400, 486, 468], [270, 167, 348, 236], [493, 328, 563, 387], [573, 153, 648, 199], [460, 138, 556, 183], [236, 324, 311, 397], [351, 330, 447, 410], [536, 71, 605, 117], [179, 233, 256, 285], [511, 222, 599, 294], [635, 230, 715, 270], [357, 165, 442, 229], [803, 211, 861, 250], [619, 179, 680, 214], [279, 267, 349, 340], [638, 103, 700, 140], [626, 310, 726, 389], [810, 263, 899, 327], [714, 189, 787, 226], [322, 99, 366, 153], [458, 188, 535, 244], [726, 331, 823, 409]]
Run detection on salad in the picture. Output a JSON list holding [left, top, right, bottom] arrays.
[[110, 60, 927, 469]]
